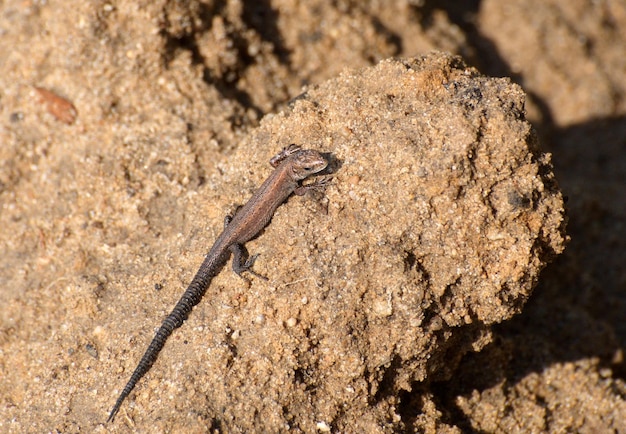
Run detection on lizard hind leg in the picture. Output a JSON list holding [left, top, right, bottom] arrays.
[[223, 204, 244, 228], [229, 243, 268, 280], [205, 212, 240, 257]]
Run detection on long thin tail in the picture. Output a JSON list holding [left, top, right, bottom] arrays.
[[107, 253, 226, 422]]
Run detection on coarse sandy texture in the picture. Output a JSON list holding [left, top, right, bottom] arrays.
[[0, 1, 624, 433]]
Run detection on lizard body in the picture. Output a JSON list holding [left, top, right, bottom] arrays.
[[107, 145, 328, 421]]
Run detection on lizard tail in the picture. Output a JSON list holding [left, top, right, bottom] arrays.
[[107, 253, 224, 422]]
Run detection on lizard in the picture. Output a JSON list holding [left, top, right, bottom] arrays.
[[107, 144, 329, 422]]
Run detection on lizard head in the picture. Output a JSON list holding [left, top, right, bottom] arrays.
[[290, 149, 328, 181]]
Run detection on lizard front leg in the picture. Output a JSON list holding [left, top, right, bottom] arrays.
[[295, 175, 332, 196], [270, 144, 302, 167]]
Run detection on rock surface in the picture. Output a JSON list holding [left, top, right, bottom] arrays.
[[0, 1, 624, 433]]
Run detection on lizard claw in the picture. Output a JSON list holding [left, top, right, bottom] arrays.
[[295, 175, 332, 195]]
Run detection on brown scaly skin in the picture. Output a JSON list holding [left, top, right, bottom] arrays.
[[108, 145, 329, 422]]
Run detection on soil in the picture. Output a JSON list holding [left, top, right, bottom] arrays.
[[0, 1, 624, 433]]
